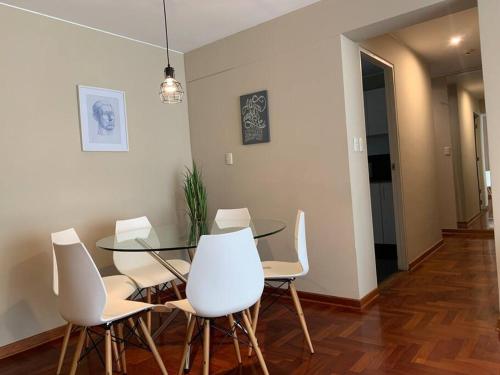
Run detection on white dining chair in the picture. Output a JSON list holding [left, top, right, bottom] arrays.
[[214, 208, 259, 323], [214, 208, 257, 241], [214, 208, 251, 226], [51, 228, 136, 375], [53, 241, 169, 375], [166, 228, 269, 375], [114, 216, 190, 331], [253, 210, 314, 354]]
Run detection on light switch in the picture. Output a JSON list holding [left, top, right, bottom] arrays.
[[353, 138, 359, 152], [359, 137, 364, 152], [225, 152, 233, 165], [443, 146, 451, 156]]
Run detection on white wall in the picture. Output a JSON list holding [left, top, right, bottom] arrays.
[[0, 5, 192, 347], [361, 35, 443, 264], [185, 0, 455, 300], [478, 0, 500, 307], [429, 79, 482, 228], [456, 84, 482, 221], [341, 36, 377, 297], [447, 84, 467, 221], [431, 78, 458, 228]]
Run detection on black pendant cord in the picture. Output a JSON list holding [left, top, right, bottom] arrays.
[[162, 0, 171, 68]]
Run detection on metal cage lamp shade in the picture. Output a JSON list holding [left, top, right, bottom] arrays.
[[160, 66, 184, 103], [159, 0, 183, 104]]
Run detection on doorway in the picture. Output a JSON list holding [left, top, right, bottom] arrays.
[[361, 51, 404, 283]]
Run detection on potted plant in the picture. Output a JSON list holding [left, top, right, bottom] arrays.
[[183, 161, 208, 243]]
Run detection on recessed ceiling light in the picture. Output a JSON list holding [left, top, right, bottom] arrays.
[[449, 36, 463, 46]]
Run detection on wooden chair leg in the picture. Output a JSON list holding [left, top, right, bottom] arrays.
[[105, 327, 112, 375], [56, 322, 73, 375], [171, 281, 189, 318], [111, 326, 122, 372], [178, 315, 196, 375], [138, 317, 168, 375], [242, 311, 269, 375], [127, 317, 140, 337], [248, 299, 261, 357], [228, 314, 242, 364], [171, 281, 182, 300], [245, 308, 253, 325], [69, 327, 86, 375], [203, 319, 210, 375], [146, 287, 152, 332], [117, 323, 127, 374], [289, 282, 314, 354]]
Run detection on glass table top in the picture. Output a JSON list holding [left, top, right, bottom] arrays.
[[96, 219, 286, 252]]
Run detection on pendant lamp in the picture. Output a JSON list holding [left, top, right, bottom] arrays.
[[159, 0, 183, 103]]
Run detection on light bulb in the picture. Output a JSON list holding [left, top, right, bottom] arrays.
[[449, 36, 463, 46], [160, 76, 184, 104]]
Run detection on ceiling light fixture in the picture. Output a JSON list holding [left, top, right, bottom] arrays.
[[449, 36, 463, 46], [159, 0, 183, 104]]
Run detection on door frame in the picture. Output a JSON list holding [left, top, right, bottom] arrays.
[[473, 112, 486, 210], [360, 48, 408, 271]]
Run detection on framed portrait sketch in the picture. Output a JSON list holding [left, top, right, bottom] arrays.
[[77, 85, 128, 151]]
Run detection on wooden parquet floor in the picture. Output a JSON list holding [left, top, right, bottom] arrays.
[[1, 237, 500, 374]]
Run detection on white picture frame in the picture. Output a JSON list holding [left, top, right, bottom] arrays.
[[77, 85, 129, 151]]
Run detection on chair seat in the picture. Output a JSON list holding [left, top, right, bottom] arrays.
[[102, 299, 170, 323], [262, 261, 304, 279], [123, 259, 191, 289], [165, 299, 197, 315], [103, 275, 136, 300]]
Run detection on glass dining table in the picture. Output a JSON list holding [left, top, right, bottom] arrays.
[[96, 218, 285, 363], [96, 218, 286, 284]]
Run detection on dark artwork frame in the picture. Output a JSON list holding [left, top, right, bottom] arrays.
[[240, 90, 270, 145]]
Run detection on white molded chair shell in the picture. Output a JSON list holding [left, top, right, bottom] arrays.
[[262, 210, 309, 279], [186, 228, 264, 318], [296, 210, 309, 276], [51, 228, 80, 296], [53, 242, 108, 327], [214, 208, 258, 245], [215, 208, 251, 226], [114, 217, 156, 272], [53, 242, 162, 327], [52, 228, 136, 300], [114, 216, 190, 288]]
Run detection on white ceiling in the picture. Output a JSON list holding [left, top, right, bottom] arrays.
[[392, 7, 481, 78], [0, 0, 320, 53]]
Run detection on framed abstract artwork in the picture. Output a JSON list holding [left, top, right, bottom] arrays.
[[77, 85, 129, 151], [240, 90, 270, 145]]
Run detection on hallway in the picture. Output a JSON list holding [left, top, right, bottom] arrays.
[[1, 237, 499, 374]]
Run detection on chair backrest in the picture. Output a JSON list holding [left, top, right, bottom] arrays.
[[52, 242, 107, 327], [51, 228, 80, 296], [187, 228, 264, 318], [215, 208, 251, 227], [114, 216, 157, 273], [296, 210, 309, 276], [214, 208, 257, 245]]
